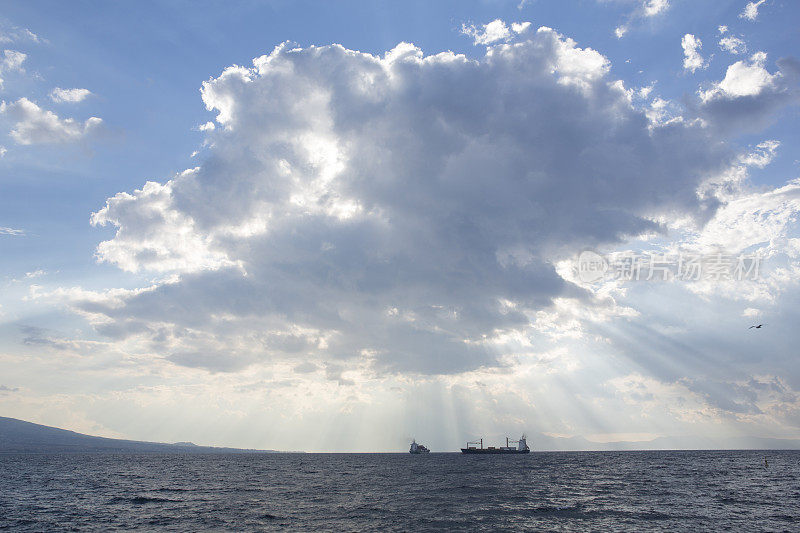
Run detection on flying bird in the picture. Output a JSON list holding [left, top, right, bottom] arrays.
[[749, 324, 763, 329]]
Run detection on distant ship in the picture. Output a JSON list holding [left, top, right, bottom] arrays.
[[409, 439, 430, 454], [461, 435, 530, 454]]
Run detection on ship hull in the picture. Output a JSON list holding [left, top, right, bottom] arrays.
[[460, 448, 529, 454]]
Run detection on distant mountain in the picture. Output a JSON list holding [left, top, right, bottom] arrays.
[[0, 416, 282, 454], [531, 432, 800, 451]]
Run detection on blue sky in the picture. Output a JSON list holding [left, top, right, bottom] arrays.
[[1, 0, 799, 451]]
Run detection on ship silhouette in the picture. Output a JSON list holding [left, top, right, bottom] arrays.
[[409, 439, 430, 454], [461, 435, 530, 454]]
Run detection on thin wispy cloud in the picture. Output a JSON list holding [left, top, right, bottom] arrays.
[[0, 49, 26, 88], [613, 0, 670, 38], [0, 226, 25, 236], [1, 49, 26, 71], [0, 22, 43, 44], [50, 87, 92, 103]]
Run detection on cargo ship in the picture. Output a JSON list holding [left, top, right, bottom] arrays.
[[409, 439, 430, 454], [460, 435, 530, 454]]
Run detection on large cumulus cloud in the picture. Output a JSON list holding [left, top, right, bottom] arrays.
[[86, 27, 734, 375]]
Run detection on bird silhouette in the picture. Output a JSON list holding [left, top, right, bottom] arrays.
[[749, 324, 763, 329]]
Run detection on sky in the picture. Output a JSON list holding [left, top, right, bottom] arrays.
[[0, 0, 799, 452]]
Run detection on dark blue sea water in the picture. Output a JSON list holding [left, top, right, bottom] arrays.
[[1, 450, 798, 531]]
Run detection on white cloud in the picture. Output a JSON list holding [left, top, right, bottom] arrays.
[[681, 34, 706, 73], [645, 96, 681, 125], [511, 22, 532, 34], [0, 226, 24, 236], [50, 87, 92, 103], [1, 49, 26, 71], [697, 52, 799, 131], [197, 121, 215, 131], [0, 49, 26, 87], [719, 35, 747, 55], [642, 0, 669, 17], [700, 52, 776, 100], [91, 176, 237, 274], [739, 0, 767, 21], [461, 19, 530, 45], [587, 139, 800, 308], [637, 83, 655, 99], [718, 25, 728, 34], [462, 19, 509, 44], [0, 97, 102, 145], [78, 28, 734, 377], [612, 0, 670, 39], [0, 145, 6, 158], [739, 139, 779, 168], [695, 177, 800, 257], [0, 23, 43, 44]]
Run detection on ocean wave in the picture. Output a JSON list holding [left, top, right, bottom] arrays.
[[107, 496, 180, 505], [528, 504, 674, 521]]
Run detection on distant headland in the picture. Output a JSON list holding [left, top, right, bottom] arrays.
[[0, 416, 290, 454]]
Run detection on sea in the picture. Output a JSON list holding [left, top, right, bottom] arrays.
[[1, 450, 798, 531]]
